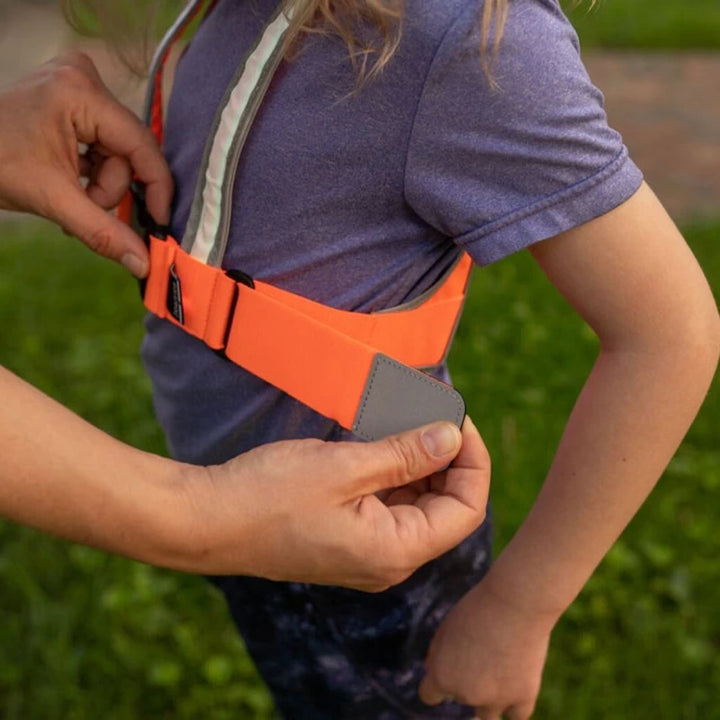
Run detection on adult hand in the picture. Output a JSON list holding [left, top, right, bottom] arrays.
[[0, 52, 172, 277], [170, 418, 490, 590], [419, 575, 554, 719], [3, 366, 488, 588]]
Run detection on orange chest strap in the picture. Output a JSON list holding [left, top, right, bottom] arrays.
[[129, 0, 470, 440], [142, 231, 469, 438]]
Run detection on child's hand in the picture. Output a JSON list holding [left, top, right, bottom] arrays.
[[419, 577, 555, 719]]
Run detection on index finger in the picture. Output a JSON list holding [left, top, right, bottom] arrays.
[[76, 91, 173, 225], [390, 417, 490, 559], [441, 416, 491, 512]]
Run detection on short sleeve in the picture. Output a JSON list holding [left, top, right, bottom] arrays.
[[404, 0, 644, 266]]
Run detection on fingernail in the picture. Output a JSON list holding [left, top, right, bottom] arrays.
[[422, 423, 460, 457], [121, 253, 148, 278]]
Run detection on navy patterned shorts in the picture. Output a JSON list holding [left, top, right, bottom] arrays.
[[209, 517, 492, 719]]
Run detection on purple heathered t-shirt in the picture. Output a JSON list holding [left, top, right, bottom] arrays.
[[141, 0, 643, 465]]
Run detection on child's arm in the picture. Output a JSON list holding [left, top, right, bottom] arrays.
[[420, 182, 720, 718]]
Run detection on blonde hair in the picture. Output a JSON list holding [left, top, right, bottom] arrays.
[[284, 0, 507, 86], [63, 0, 590, 87]]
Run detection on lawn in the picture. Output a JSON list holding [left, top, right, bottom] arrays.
[[561, 0, 720, 49], [69, 0, 720, 50], [0, 219, 718, 719], [1, 2, 719, 716]]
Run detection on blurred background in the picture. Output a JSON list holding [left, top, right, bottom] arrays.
[[0, 1, 718, 718]]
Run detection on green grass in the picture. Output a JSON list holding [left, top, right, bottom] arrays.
[[68, 0, 720, 51], [562, 0, 720, 49], [0, 219, 718, 719]]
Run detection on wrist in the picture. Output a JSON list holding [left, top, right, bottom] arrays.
[[472, 565, 565, 630], [97, 451, 210, 573], [144, 459, 257, 576], [123, 457, 214, 573]]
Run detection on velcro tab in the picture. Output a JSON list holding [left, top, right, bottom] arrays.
[[352, 354, 466, 441]]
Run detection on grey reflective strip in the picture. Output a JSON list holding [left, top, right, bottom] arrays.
[[182, 3, 293, 264], [375, 251, 471, 365], [142, 0, 206, 126], [375, 252, 465, 314], [352, 354, 466, 441], [207, 29, 289, 266]]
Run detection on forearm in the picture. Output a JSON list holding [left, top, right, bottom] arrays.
[[0, 365, 190, 567], [0, 365, 489, 587], [485, 338, 718, 618]]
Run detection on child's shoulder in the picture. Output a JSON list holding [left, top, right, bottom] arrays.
[[404, 0, 576, 53], [403, 0, 477, 41]]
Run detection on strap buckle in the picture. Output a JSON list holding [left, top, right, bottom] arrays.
[[130, 180, 170, 241], [129, 181, 171, 300], [212, 268, 256, 361]]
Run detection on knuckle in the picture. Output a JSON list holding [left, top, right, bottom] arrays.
[[389, 567, 412, 586], [380, 569, 404, 589], [359, 555, 409, 593], [49, 55, 98, 94], [50, 65, 93, 99], [57, 50, 96, 74], [140, 124, 162, 150], [374, 558, 412, 590], [339, 449, 367, 483], [384, 435, 424, 482], [84, 225, 115, 257], [325, 443, 367, 491]]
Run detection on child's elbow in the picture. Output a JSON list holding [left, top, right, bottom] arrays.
[[697, 296, 720, 370], [601, 280, 720, 378], [661, 290, 720, 378]]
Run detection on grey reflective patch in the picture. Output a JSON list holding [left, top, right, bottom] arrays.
[[352, 354, 465, 441]]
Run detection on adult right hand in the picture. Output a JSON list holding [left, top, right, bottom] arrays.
[[172, 418, 491, 591], [3, 365, 489, 591], [0, 52, 172, 277]]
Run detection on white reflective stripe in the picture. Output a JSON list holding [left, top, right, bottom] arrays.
[[190, 8, 292, 263]]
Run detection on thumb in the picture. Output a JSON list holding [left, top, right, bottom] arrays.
[[46, 177, 150, 277], [352, 422, 462, 495]]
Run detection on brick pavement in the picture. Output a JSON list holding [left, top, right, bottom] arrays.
[[1, 2, 718, 223], [585, 52, 720, 222]]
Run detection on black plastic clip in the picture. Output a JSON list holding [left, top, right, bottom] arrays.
[[225, 268, 255, 289], [130, 180, 170, 242], [212, 268, 256, 361], [129, 181, 171, 299]]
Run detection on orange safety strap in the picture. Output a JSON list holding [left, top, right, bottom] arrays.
[[143, 235, 469, 435]]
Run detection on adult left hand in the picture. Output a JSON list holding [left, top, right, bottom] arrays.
[[0, 52, 172, 276]]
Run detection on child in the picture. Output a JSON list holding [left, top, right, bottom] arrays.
[[69, 0, 719, 717]]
